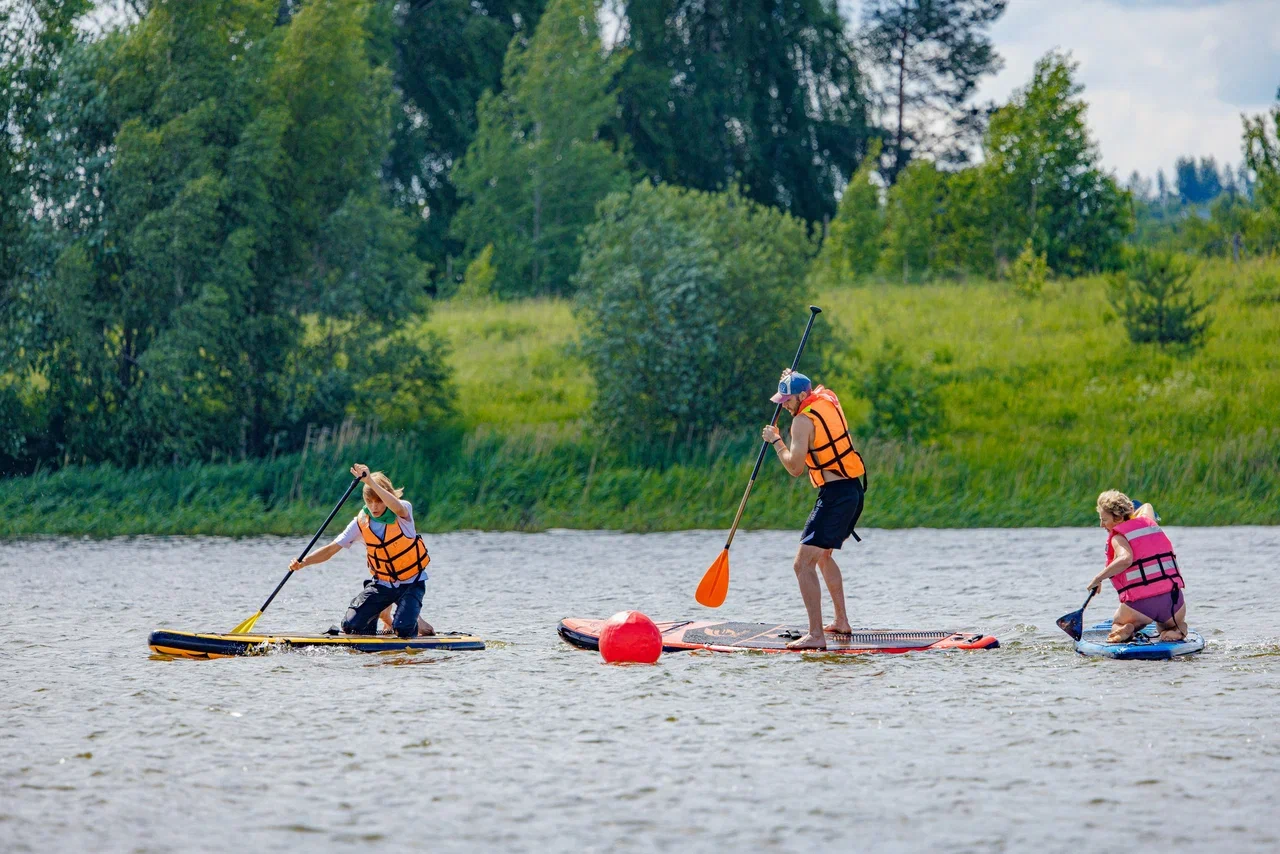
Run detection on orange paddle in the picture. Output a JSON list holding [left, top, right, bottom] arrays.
[[696, 306, 822, 607]]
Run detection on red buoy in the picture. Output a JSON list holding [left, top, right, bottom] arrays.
[[598, 610, 662, 664]]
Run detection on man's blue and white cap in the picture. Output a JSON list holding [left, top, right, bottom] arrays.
[[770, 371, 812, 403]]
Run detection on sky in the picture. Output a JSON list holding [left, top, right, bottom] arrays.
[[847, 0, 1280, 181]]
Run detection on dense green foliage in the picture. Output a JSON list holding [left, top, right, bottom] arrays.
[[822, 52, 1131, 284], [982, 52, 1130, 276], [617, 0, 871, 222], [381, 0, 544, 268], [9, 260, 1279, 534], [1, 0, 448, 471], [574, 182, 818, 445], [810, 144, 883, 284], [859, 0, 1006, 181], [450, 0, 631, 297]]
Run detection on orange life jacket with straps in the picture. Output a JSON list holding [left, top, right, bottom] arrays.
[[356, 512, 430, 584], [796, 387, 866, 489]]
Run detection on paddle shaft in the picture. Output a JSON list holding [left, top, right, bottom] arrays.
[[722, 305, 822, 550], [256, 477, 363, 614]]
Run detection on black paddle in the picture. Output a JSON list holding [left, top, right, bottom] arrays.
[[1056, 586, 1099, 641], [229, 476, 363, 634], [696, 306, 822, 607]]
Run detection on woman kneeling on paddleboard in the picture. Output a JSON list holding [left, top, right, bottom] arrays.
[[1088, 490, 1187, 644], [289, 464, 434, 638]]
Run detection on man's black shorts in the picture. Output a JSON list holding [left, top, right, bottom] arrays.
[[800, 478, 865, 550]]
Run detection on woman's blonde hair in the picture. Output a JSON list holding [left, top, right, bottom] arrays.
[[363, 472, 404, 504], [1096, 489, 1133, 520]]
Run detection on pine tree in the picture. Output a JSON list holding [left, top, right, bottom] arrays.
[[860, 0, 1006, 183]]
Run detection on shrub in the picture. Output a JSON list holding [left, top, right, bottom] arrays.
[[1010, 239, 1049, 297], [456, 244, 497, 302], [575, 182, 818, 446], [860, 343, 946, 441], [1243, 268, 1280, 305], [1107, 248, 1213, 349]]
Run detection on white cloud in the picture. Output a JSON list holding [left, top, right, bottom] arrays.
[[978, 0, 1280, 177], [843, 0, 1280, 178]]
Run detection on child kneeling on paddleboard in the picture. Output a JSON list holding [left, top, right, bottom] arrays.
[[1088, 490, 1188, 644], [289, 464, 434, 637]]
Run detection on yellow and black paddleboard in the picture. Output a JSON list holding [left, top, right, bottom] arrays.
[[149, 628, 485, 659]]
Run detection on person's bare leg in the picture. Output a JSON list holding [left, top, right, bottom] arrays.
[[787, 545, 828, 650], [1158, 603, 1188, 642], [1107, 603, 1151, 643], [417, 617, 435, 636], [817, 550, 851, 634], [379, 606, 394, 635]]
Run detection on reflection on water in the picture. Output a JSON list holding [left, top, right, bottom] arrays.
[[1, 527, 1278, 852]]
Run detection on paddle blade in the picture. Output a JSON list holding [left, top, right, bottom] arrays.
[[1055, 608, 1085, 641], [696, 550, 730, 608], [229, 611, 263, 635]]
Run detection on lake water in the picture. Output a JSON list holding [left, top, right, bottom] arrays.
[[1, 527, 1277, 852]]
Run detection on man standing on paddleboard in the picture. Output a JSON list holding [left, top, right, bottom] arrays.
[[762, 371, 867, 650]]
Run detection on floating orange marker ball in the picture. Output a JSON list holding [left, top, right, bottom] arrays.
[[598, 610, 662, 664]]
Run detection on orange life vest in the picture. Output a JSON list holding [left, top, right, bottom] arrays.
[[797, 387, 866, 489], [356, 512, 430, 584]]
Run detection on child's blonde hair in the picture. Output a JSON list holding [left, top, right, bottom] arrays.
[[1096, 489, 1133, 521], [363, 472, 403, 504]]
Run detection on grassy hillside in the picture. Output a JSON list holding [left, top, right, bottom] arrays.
[[4, 259, 1278, 535]]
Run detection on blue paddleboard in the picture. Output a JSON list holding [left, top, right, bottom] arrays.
[[1075, 621, 1204, 660]]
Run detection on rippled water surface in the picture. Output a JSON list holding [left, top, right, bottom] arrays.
[[2, 527, 1278, 852]]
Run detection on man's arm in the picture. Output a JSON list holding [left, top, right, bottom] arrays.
[[763, 416, 812, 478]]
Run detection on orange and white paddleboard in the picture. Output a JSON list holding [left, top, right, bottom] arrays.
[[558, 618, 997, 655]]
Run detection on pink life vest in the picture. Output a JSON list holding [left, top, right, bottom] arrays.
[[1105, 517, 1184, 604]]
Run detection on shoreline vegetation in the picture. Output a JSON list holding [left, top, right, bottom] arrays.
[[7, 264, 1279, 537]]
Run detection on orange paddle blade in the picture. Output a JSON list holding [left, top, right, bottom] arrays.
[[695, 550, 730, 607]]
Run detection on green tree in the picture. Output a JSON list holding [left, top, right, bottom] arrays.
[[451, 0, 632, 297], [1245, 95, 1280, 216], [810, 143, 883, 285], [380, 0, 545, 274], [1009, 239, 1048, 297], [617, 0, 871, 223], [880, 159, 946, 281], [4, 0, 448, 467], [1174, 155, 1223, 206], [859, 0, 1006, 182], [0, 1, 92, 469], [983, 51, 1130, 276], [575, 182, 818, 446], [1107, 248, 1212, 350]]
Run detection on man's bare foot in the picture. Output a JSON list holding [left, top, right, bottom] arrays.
[[824, 621, 852, 635], [786, 632, 828, 650]]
